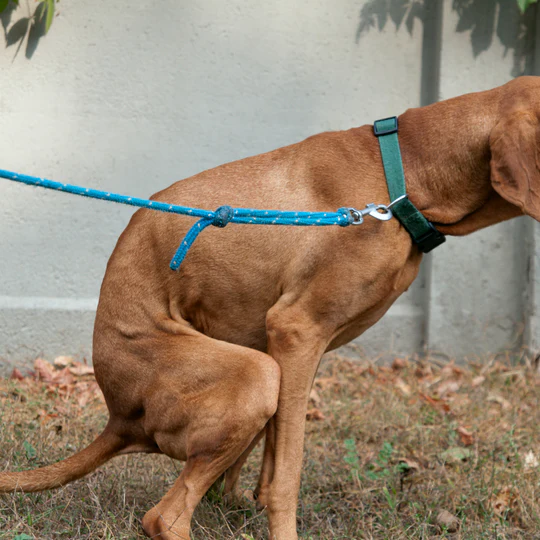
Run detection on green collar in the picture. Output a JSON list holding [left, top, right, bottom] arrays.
[[373, 117, 445, 253]]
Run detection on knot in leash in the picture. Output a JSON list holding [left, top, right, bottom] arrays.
[[212, 205, 234, 228], [169, 205, 234, 270], [337, 207, 354, 226]]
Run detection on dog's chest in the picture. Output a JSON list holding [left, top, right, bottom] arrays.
[[327, 252, 422, 351]]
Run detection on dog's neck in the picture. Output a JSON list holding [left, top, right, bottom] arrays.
[[397, 88, 523, 236]]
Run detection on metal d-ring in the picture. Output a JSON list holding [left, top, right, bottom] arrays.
[[387, 194, 408, 209]]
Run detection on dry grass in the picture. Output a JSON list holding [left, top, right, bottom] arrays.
[[1, 352, 540, 539]]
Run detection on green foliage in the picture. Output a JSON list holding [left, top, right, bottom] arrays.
[[0, 0, 56, 34], [0, 0, 58, 58], [343, 438, 396, 483], [518, 0, 538, 13], [22, 440, 36, 461], [343, 438, 360, 481], [364, 440, 394, 481]]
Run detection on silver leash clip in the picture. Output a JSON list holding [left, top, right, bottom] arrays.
[[346, 194, 407, 225]]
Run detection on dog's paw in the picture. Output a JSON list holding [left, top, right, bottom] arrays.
[[141, 508, 190, 539]]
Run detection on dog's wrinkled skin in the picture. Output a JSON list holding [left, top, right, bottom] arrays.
[[1, 76, 537, 539]]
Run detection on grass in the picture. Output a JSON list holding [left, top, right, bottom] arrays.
[[1, 352, 540, 539]]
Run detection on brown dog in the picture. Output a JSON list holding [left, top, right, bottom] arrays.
[[0, 76, 535, 538]]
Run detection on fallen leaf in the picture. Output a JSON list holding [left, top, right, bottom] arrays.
[[436, 509, 460, 532], [309, 388, 322, 407], [74, 381, 104, 407], [439, 447, 472, 464], [392, 357, 408, 370], [10, 368, 25, 381], [53, 367, 75, 386], [419, 392, 451, 414], [398, 458, 420, 473], [54, 356, 74, 368], [394, 377, 412, 396], [68, 362, 94, 377], [306, 408, 325, 421], [472, 375, 485, 387], [441, 363, 464, 379], [34, 358, 56, 383], [415, 363, 433, 379], [489, 486, 518, 518], [487, 394, 511, 411], [523, 450, 539, 471], [436, 380, 461, 397], [457, 426, 474, 446]]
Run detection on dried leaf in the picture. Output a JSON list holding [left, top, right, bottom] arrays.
[[472, 375, 485, 387], [68, 362, 94, 377], [436, 509, 460, 532], [419, 392, 451, 414], [394, 377, 412, 396], [37, 409, 59, 425], [10, 368, 25, 381], [487, 394, 511, 411], [441, 363, 463, 379], [306, 408, 325, 421], [398, 458, 420, 473], [523, 450, 539, 471], [34, 358, 56, 383], [392, 357, 408, 370], [309, 388, 322, 407], [51, 367, 75, 386], [457, 426, 474, 446], [436, 380, 461, 397], [489, 486, 518, 518], [54, 356, 75, 368], [415, 363, 433, 379]]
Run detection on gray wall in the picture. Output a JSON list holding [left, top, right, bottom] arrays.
[[0, 0, 537, 372]]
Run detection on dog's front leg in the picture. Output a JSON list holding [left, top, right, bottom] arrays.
[[262, 305, 328, 540]]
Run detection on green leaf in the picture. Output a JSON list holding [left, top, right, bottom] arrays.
[[344, 438, 356, 450], [44, 0, 54, 33], [518, 0, 538, 13], [0, 0, 9, 13], [14, 534, 33, 540], [23, 440, 37, 461]]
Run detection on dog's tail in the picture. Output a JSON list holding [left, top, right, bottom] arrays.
[[0, 425, 124, 492]]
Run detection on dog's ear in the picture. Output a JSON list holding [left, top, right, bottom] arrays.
[[490, 111, 540, 221]]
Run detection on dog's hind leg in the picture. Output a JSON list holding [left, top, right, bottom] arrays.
[[221, 428, 265, 502], [140, 333, 280, 539]]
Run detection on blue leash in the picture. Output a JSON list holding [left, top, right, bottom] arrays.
[[0, 168, 396, 270]]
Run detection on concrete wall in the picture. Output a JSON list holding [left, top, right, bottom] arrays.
[[0, 0, 537, 372]]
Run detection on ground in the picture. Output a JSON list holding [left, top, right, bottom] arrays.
[[1, 352, 540, 539]]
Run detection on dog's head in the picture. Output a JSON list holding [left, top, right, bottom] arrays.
[[490, 78, 540, 221]]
